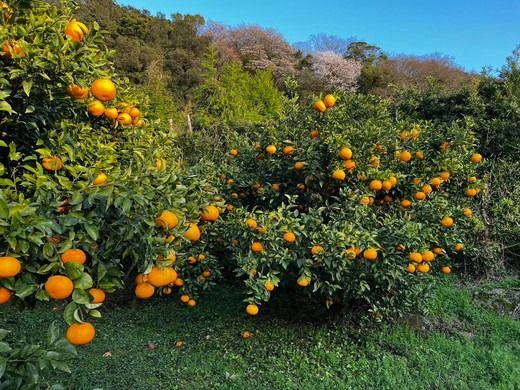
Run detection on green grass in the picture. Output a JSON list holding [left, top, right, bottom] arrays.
[[1, 278, 519, 389]]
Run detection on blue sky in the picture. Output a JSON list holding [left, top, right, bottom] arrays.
[[118, 0, 520, 72]]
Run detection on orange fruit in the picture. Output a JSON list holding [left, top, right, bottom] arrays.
[[135, 282, 155, 299], [421, 184, 433, 195], [415, 151, 424, 160], [414, 191, 426, 201], [310, 245, 324, 255], [470, 153, 482, 164], [272, 183, 281, 192], [468, 176, 477, 183], [441, 216, 454, 228], [88, 288, 106, 304], [0, 287, 12, 304], [421, 251, 435, 262], [246, 304, 259, 315], [117, 112, 132, 126], [382, 180, 392, 191], [297, 276, 311, 287], [412, 177, 422, 185], [264, 280, 275, 292], [2, 40, 23, 59], [454, 243, 465, 252], [251, 242, 264, 254], [433, 247, 444, 255], [417, 263, 430, 273], [463, 208, 473, 217], [245, 218, 258, 230], [61, 249, 87, 265], [157, 251, 176, 262], [324, 94, 336, 108], [363, 248, 378, 261], [155, 211, 179, 230], [127, 107, 141, 119], [283, 145, 295, 156], [201, 270, 211, 278], [430, 177, 443, 188], [242, 330, 253, 339], [400, 199, 412, 208], [175, 341, 185, 347], [465, 188, 478, 198], [200, 205, 220, 222], [92, 172, 108, 186], [180, 294, 190, 303], [442, 266, 452, 274], [45, 275, 74, 300], [265, 145, 277, 155], [283, 232, 296, 243], [147, 267, 177, 287], [369, 180, 383, 191], [42, 156, 63, 171], [439, 171, 450, 181], [294, 161, 304, 170], [103, 107, 118, 120], [64, 19, 88, 42], [343, 159, 357, 170], [91, 79, 117, 102], [339, 147, 353, 160], [332, 169, 346, 181], [187, 299, 197, 307], [313, 100, 326, 113], [66, 322, 95, 346], [135, 274, 147, 284], [399, 150, 412, 162], [360, 196, 371, 206], [87, 100, 105, 117], [408, 252, 422, 263], [66, 84, 89, 100], [310, 130, 319, 139], [406, 264, 416, 273], [174, 278, 184, 287], [229, 149, 238, 156], [0, 256, 22, 278]]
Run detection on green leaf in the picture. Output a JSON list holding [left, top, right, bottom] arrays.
[[72, 289, 90, 304], [64, 262, 83, 280], [74, 272, 93, 290], [63, 302, 78, 325], [0, 100, 15, 113], [22, 80, 33, 96], [14, 279, 37, 298], [47, 321, 60, 344], [0, 330, 9, 341], [85, 224, 99, 241], [0, 199, 8, 219], [0, 342, 11, 353], [0, 356, 6, 379], [88, 309, 102, 318]]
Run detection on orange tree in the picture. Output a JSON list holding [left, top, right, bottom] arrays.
[[214, 93, 485, 320], [0, 0, 221, 345]]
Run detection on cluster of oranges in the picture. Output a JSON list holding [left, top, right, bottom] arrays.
[[313, 94, 337, 113]]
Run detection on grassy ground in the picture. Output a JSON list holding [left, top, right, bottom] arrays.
[[1, 277, 519, 390]]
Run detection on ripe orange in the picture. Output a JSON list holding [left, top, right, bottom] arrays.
[[42, 156, 63, 171], [465, 188, 478, 198], [264, 280, 275, 292], [2, 40, 23, 59], [155, 211, 179, 230], [468, 176, 477, 183], [421, 184, 433, 195], [200, 205, 220, 222], [406, 264, 416, 273], [61, 249, 87, 265], [363, 248, 378, 261], [415, 151, 424, 160], [297, 276, 311, 287], [246, 304, 259, 315], [245, 218, 258, 230], [92, 172, 108, 186], [251, 242, 264, 254], [441, 216, 454, 228], [272, 183, 281, 192], [117, 112, 132, 126], [430, 177, 443, 188], [412, 177, 422, 185], [442, 266, 452, 274], [369, 180, 382, 191], [463, 208, 473, 217], [400, 199, 412, 208], [66, 84, 89, 100], [332, 169, 346, 181], [135, 274, 147, 284], [201, 270, 211, 278], [242, 330, 253, 339], [0, 287, 12, 304], [66, 322, 95, 346], [91, 79, 117, 102], [422, 251, 435, 262], [283, 145, 295, 156], [127, 107, 141, 119], [45, 275, 74, 300], [265, 145, 277, 155], [135, 282, 155, 299], [399, 150, 412, 162], [343, 159, 357, 170], [360, 196, 371, 206], [417, 263, 430, 273], [339, 147, 353, 160], [454, 243, 465, 252], [382, 180, 392, 191], [313, 100, 326, 113], [88, 288, 106, 304], [283, 232, 296, 243], [147, 267, 176, 287], [103, 107, 118, 120], [433, 247, 444, 255], [87, 100, 105, 117], [408, 252, 422, 263], [187, 299, 197, 307], [470, 153, 482, 164], [414, 191, 426, 201], [0, 256, 22, 278], [175, 341, 185, 347], [229, 149, 238, 156], [180, 295, 190, 303], [64, 19, 88, 42], [324, 94, 336, 108], [310, 130, 319, 139], [439, 171, 450, 181], [174, 278, 184, 287], [311, 245, 324, 255], [294, 161, 304, 170]]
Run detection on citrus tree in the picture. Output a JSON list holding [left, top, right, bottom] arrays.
[[0, 0, 222, 346], [215, 93, 485, 320]]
